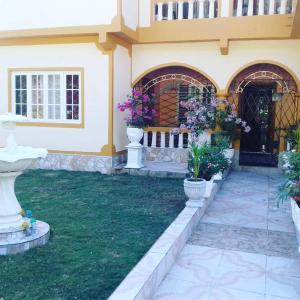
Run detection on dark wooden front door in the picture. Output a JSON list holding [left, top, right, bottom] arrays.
[[239, 85, 278, 167]]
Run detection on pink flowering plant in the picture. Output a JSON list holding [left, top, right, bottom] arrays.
[[172, 97, 216, 137], [214, 99, 251, 141], [118, 90, 156, 128]]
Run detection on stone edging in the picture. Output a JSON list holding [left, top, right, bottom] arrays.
[[108, 174, 228, 300]]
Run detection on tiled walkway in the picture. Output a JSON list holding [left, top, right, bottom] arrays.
[[153, 172, 300, 300]]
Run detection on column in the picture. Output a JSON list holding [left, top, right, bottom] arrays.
[[160, 132, 166, 148], [178, 1, 184, 19], [143, 132, 148, 147], [247, 0, 254, 16], [221, 0, 231, 17], [280, 0, 288, 14], [169, 134, 174, 148], [179, 133, 184, 149], [198, 0, 205, 18], [157, 2, 163, 21], [151, 132, 157, 147], [269, 0, 275, 14], [258, 0, 264, 15], [236, 0, 243, 16], [188, 0, 194, 19], [209, 0, 215, 18], [168, 1, 174, 20]]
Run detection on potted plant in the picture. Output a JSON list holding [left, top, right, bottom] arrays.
[[118, 90, 156, 146], [278, 150, 300, 248], [184, 142, 230, 207], [184, 142, 207, 208]]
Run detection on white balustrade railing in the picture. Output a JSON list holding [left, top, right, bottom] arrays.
[[143, 129, 191, 149], [234, 0, 293, 16], [154, 0, 218, 21], [154, 0, 294, 21]]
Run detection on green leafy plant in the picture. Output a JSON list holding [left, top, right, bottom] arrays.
[[287, 129, 300, 152], [188, 143, 230, 181], [213, 132, 231, 151], [278, 151, 300, 206], [189, 142, 202, 180]]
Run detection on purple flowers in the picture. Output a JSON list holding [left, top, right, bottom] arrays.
[[173, 97, 216, 137], [117, 90, 156, 128]]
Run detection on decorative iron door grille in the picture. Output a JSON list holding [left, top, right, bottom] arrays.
[[134, 66, 216, 128], [228, 64, 299, 167]]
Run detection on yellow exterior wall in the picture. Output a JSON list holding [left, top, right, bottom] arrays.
[[0, 43, 110, 153], [132, 40, 300, 92]]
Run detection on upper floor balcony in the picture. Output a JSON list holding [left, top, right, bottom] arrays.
[[0, 0, 298, 45], [152, 0, 295, 21], [138, 0, 299, 46]]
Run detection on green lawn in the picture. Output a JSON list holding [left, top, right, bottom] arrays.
[[0, 170, 185, 300]]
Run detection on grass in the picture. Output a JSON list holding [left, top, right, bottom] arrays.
[[0, 170, 185, 300]]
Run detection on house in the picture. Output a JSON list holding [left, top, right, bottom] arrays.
[[0, 0, 299, 173]]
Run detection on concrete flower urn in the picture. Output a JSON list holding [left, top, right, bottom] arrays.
[[184, 178, 206, 208], [125, 127, 144, 169], [0, 114, 49, 255]]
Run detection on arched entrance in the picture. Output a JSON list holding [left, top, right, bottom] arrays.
[[134, 66, 217, 128], [228, 63, 299, 167]]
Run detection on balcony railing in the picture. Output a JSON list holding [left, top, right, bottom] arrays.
[[153, 0, 294, 21], [233, 0, 293, 16], [154, 0, 218, 21], [144, 128, 191, 149]]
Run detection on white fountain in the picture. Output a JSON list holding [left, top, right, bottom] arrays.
[[0, 114, 49, 255]]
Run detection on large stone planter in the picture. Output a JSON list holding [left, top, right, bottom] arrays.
[[125, 127, 144, 169], [290, 198, 300, 253], [184, 178, 206, 208], [126, 127, 144, 147]]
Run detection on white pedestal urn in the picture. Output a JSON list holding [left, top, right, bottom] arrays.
[[184, 178, 206, 208], [125, 127, 144, 169]]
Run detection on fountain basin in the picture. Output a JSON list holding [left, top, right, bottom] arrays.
[[0, 221, 50, 255], [0, 146, 47, 172]]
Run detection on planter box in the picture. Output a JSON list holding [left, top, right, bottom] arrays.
[[290, 199, 300, 253]]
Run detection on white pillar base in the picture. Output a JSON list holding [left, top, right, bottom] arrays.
[[125, 145, 144, 169], [0, 171, 23, 230]]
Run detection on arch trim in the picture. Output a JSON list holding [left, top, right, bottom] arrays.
[[225, 60, 300, 94], [132, 62, 221, 92]]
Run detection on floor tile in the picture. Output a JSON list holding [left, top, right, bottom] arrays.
[[266, 256, 300, 299], [211, 250, 266, 294], [209, 287, 265, 300], [167, 245, 222, 285], [153, 276, 211, 300]]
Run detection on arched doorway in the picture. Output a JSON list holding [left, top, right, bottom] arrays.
[[134, 66, 217, 128], [228, 63, 299, 167]]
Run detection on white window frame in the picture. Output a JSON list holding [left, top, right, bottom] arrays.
[[11, 71, 82, 124]]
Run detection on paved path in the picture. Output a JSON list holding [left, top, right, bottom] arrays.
[[153, 171, 300, 300]]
